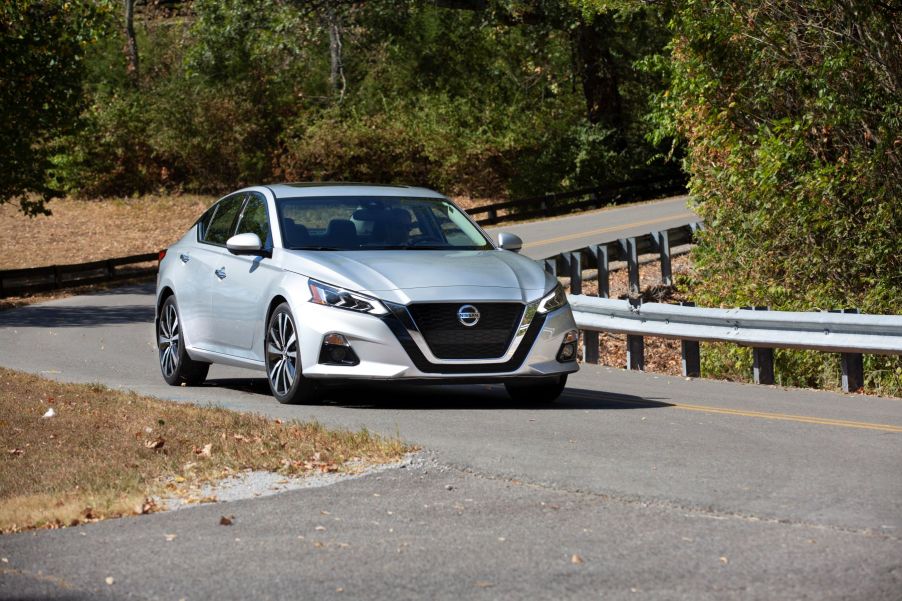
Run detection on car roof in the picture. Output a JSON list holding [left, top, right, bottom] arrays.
[[264, 182, 446, 200]]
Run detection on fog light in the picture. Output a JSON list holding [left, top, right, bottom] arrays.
[[557, 330, 579, 362], [324, 333, 349, 346], [319, 333, 359, 366]]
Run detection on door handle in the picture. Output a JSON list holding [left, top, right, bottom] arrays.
[[214, 267, 226, 280], [179, 253, 190, 263]]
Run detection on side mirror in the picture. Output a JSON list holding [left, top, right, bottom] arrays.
[[497, 232, 523, 253], [226, 232, 264, 255]]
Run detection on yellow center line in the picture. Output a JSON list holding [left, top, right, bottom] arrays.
[[571, 394, 902, 432], [523, 213, 696, 249]]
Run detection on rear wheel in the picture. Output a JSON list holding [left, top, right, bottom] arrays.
[[158, 296, 209, 386], [265, 303, 319, 404], [505, 375, 568, 403]]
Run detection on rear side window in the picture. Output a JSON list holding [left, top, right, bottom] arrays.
[[203, 194, 245, 245], [234, 194, 271, 247]]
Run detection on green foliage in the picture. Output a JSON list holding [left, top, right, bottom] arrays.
[[662, 0, 902, 390], [0, 0, 111, 214], [40, 0, 673, 200]]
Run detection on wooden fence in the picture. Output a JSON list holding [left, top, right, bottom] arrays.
[[0, 252, 160, 298]]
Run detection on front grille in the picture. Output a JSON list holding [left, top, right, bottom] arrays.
[[407, 303, 525, 359]]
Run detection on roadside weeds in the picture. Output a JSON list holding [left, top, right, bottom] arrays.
[[0, 368, 411, 533]]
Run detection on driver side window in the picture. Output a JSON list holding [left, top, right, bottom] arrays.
[[234, 194, 271, 248], [203, 194, 245, 246]]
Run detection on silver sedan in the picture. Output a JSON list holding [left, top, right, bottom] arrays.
[[156, 184, 579, 404]]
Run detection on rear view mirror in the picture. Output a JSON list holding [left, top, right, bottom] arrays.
[[497, 232, 523, 253], [226, 232, 264, 255]]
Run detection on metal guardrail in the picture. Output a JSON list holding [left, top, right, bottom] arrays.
[[471, 176, 688, 226], [0, 252, 160, 298], [569, 295, 902, 393], [541, 222, 704, 297]]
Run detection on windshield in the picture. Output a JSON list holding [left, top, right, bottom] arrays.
[[276, 196, 493, 251]]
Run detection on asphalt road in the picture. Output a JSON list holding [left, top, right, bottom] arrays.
[[1, 198, 900, 600], [487, 195, 697, 259]]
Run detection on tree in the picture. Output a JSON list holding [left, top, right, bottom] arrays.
[[123, 0, 139, 84], [661, 0, 902, 388], [0, 0, 109, 215]]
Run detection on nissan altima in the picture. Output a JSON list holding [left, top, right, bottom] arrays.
[[155, 183, 579, 404]]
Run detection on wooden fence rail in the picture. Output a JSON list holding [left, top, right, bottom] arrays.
[[470, 175, 688, 226], [0, 252, 160, 298]]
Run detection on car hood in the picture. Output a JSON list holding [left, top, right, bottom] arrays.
[[279, 249, 553, 303]]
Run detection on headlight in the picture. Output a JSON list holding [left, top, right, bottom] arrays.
[[537, 283, 568, 314], [308, 279, 388, 315]]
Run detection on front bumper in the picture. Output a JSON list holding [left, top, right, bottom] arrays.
[[298, 302, 579, 381]]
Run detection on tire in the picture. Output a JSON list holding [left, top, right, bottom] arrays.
[[264, 303, 319, 404], [505, 374, 568, 403], [157, 295, 210, 386]]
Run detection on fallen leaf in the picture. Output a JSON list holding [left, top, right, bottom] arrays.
[[336, 587, 344, 593], [475, 581, 494, 588], [140, 499, 158, 514], [144, 437, 165, 450], [315, 525, 326, 531], [719, 556, 729, 564], [105, 577, 115, 585], [165, 534, 177, 542], [42, 408, 56, 418], [195, 443, 213, 457], [7, 448, 23, 456], [219, 515, 234, 526], [571, 554, 584, 564]]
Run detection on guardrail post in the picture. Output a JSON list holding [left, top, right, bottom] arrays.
[[488, 208, 498, 223], [626, 298, 645, 370], [836, 308, 864, 393], [619, 237, 640, 296], [747, 306, 775, 385], [568, 252, 582, 295], [543, 257, 558, 278], [588, 244, 609, 298], [653, 230, 673, 286], [679, 301, 701, 377], [53, 266, 62, 290]]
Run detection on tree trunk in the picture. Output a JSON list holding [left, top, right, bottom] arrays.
[[124, 0, 139, 84], [573, 17, 624, 137], [327, 8, 346, 101]]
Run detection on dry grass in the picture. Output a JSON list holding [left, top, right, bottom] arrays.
[[0, 368, 410, 533], [0, 194, 215, 269]]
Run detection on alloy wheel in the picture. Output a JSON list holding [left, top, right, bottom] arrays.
[[158, 302, 180, 378], [267, 311, 298, 396]]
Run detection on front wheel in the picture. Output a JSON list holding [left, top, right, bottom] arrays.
[[505, 375, 568, 403], [265, 303, 319, 404], [158, 296, 209, 386]]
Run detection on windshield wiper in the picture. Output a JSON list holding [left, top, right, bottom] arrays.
[[289, 246, 344, 251]]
